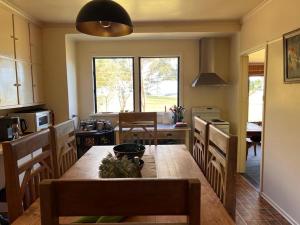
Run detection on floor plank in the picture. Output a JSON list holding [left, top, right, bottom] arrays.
[[236, 175, 291, 225]]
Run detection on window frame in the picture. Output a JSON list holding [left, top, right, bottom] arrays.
[[138, 56, 180, 112], [92, 57, 135, 113]]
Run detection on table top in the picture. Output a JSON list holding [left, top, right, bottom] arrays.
[[114, 123, 191, 132], [247, 122, 262, 132], [13, 145, 234, 225]]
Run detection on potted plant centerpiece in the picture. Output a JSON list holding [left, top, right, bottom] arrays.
[[169, 105, 185, 124]]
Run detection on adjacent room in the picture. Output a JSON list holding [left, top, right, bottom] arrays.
[[0, 0, 299, 225]]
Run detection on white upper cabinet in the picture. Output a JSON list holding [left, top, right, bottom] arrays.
[[29, 23, 43, 64], [13, 14, 31, 62], [0, 6, 44, 109], [0, 6, 15, 59], [0, 58, 18, 107], [32, 63, 44, 103], [16, 61, 33, 105]]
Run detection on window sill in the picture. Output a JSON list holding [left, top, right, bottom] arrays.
[[90, 112, 119, 117]]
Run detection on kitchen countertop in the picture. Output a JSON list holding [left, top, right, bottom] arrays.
[[114, 123, 191, 131]]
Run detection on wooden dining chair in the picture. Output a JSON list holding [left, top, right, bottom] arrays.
[[40, 179, 200, 225], [119, 112, 158, 145], [206, 125, 237, 218], [2, 129, 54, 223], [49, 120, 77, 178], [193, 117, 209, 174]]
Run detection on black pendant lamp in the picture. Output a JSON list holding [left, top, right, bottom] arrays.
[[76, 0, 133, 37]]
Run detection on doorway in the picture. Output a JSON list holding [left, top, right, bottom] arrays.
[[243, 49, 265, 190]]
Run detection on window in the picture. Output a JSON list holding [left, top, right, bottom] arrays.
[[93, 57, 180, 113], [93, 57, 134, 113], [248, 76, 264, 122], [140, 57, 179, 112]]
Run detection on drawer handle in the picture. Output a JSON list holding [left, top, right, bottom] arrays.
[[10, 35, 18, 40]]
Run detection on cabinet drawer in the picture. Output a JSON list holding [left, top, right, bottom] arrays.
[[158, 131, 186, 140]]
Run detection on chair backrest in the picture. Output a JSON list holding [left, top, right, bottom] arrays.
[[49, 120, 77, 178], [193, 117, 209, 174], [119, 112, 158, 145], [2, 129, 54, 222], [206, 125, 237, 218], [40, 179, 200, 225]]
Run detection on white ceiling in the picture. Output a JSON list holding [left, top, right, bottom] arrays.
[[4, 0, 264, 24]]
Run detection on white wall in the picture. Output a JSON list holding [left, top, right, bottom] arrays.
[[42, 27, 75, 123], [75, 39, 230, 125], [65, 36, 79, 127], [241, 0, 300, 223]]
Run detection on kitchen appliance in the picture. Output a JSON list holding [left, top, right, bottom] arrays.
[[0, 117, 13, 141], [192, 38, 228, 87], [0, 116, 26, 141], [192, 107, 230, 134], [9, 110, 52, 133]]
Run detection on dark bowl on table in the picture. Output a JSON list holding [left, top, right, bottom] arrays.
[[113, 143, 145, 159]]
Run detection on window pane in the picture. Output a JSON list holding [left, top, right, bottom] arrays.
[[140, 57, 179, 112], [248, 76, 264, 122], [94, 58, 134, 112]]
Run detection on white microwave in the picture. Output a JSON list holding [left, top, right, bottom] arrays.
[[9, 110, 52, 133]]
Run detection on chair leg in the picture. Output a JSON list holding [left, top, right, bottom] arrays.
[[254, 144, 257, 156], [246, 147, 248, 160]]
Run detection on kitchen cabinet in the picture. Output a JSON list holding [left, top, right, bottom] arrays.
[[13, 15, 31, 62], [0, 7, 15, 59], [32, 63, 44, 103], [0, 58, 18, 107], [29, 23, 43, 64], [16, 61, 33, 105], [0, 6, 44, 109]]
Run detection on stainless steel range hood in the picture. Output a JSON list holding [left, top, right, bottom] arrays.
[[192, 38, 227, 87]]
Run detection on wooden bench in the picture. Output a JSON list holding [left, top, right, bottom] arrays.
[[50, 120, 77, 178], [119, 112, 158, 145], [2, 129, 54, 223], [206, 125, 237, 218], [192, 117, 209, 174], [40, 179, 201, 225]]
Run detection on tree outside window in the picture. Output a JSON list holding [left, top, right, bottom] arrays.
[[94, 58, 134, 112]]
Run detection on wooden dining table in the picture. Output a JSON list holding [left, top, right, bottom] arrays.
[[247, 122, 262, 137], [12, 145, 235, 225]]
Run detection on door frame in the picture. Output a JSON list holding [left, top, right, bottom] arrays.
[[239, 44, 268, 192]]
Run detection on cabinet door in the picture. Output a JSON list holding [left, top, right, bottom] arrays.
[[29, 23, 42, 64], [32, 64, 44, 103], [0, 58, 18, 107], [0, 7, 15, 58], [13, 15, 31, 62], [16, 61, 33, 105]]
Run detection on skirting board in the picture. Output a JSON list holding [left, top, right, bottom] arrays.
[[261, 192, 299, 225]]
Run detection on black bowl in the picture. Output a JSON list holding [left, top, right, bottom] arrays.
[[113, 143, 145, 159]]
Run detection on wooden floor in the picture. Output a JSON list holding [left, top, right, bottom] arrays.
[[236, 175, 290, 225]]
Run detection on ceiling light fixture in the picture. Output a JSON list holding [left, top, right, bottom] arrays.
[[76, 0, 133, 37]]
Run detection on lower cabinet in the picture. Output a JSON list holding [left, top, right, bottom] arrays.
[[32, 63, 44, 103], [0, 58, 18, 107], [16, 61, 33, 105]]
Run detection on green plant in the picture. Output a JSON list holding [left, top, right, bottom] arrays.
[[99, 153, 140, 178]]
